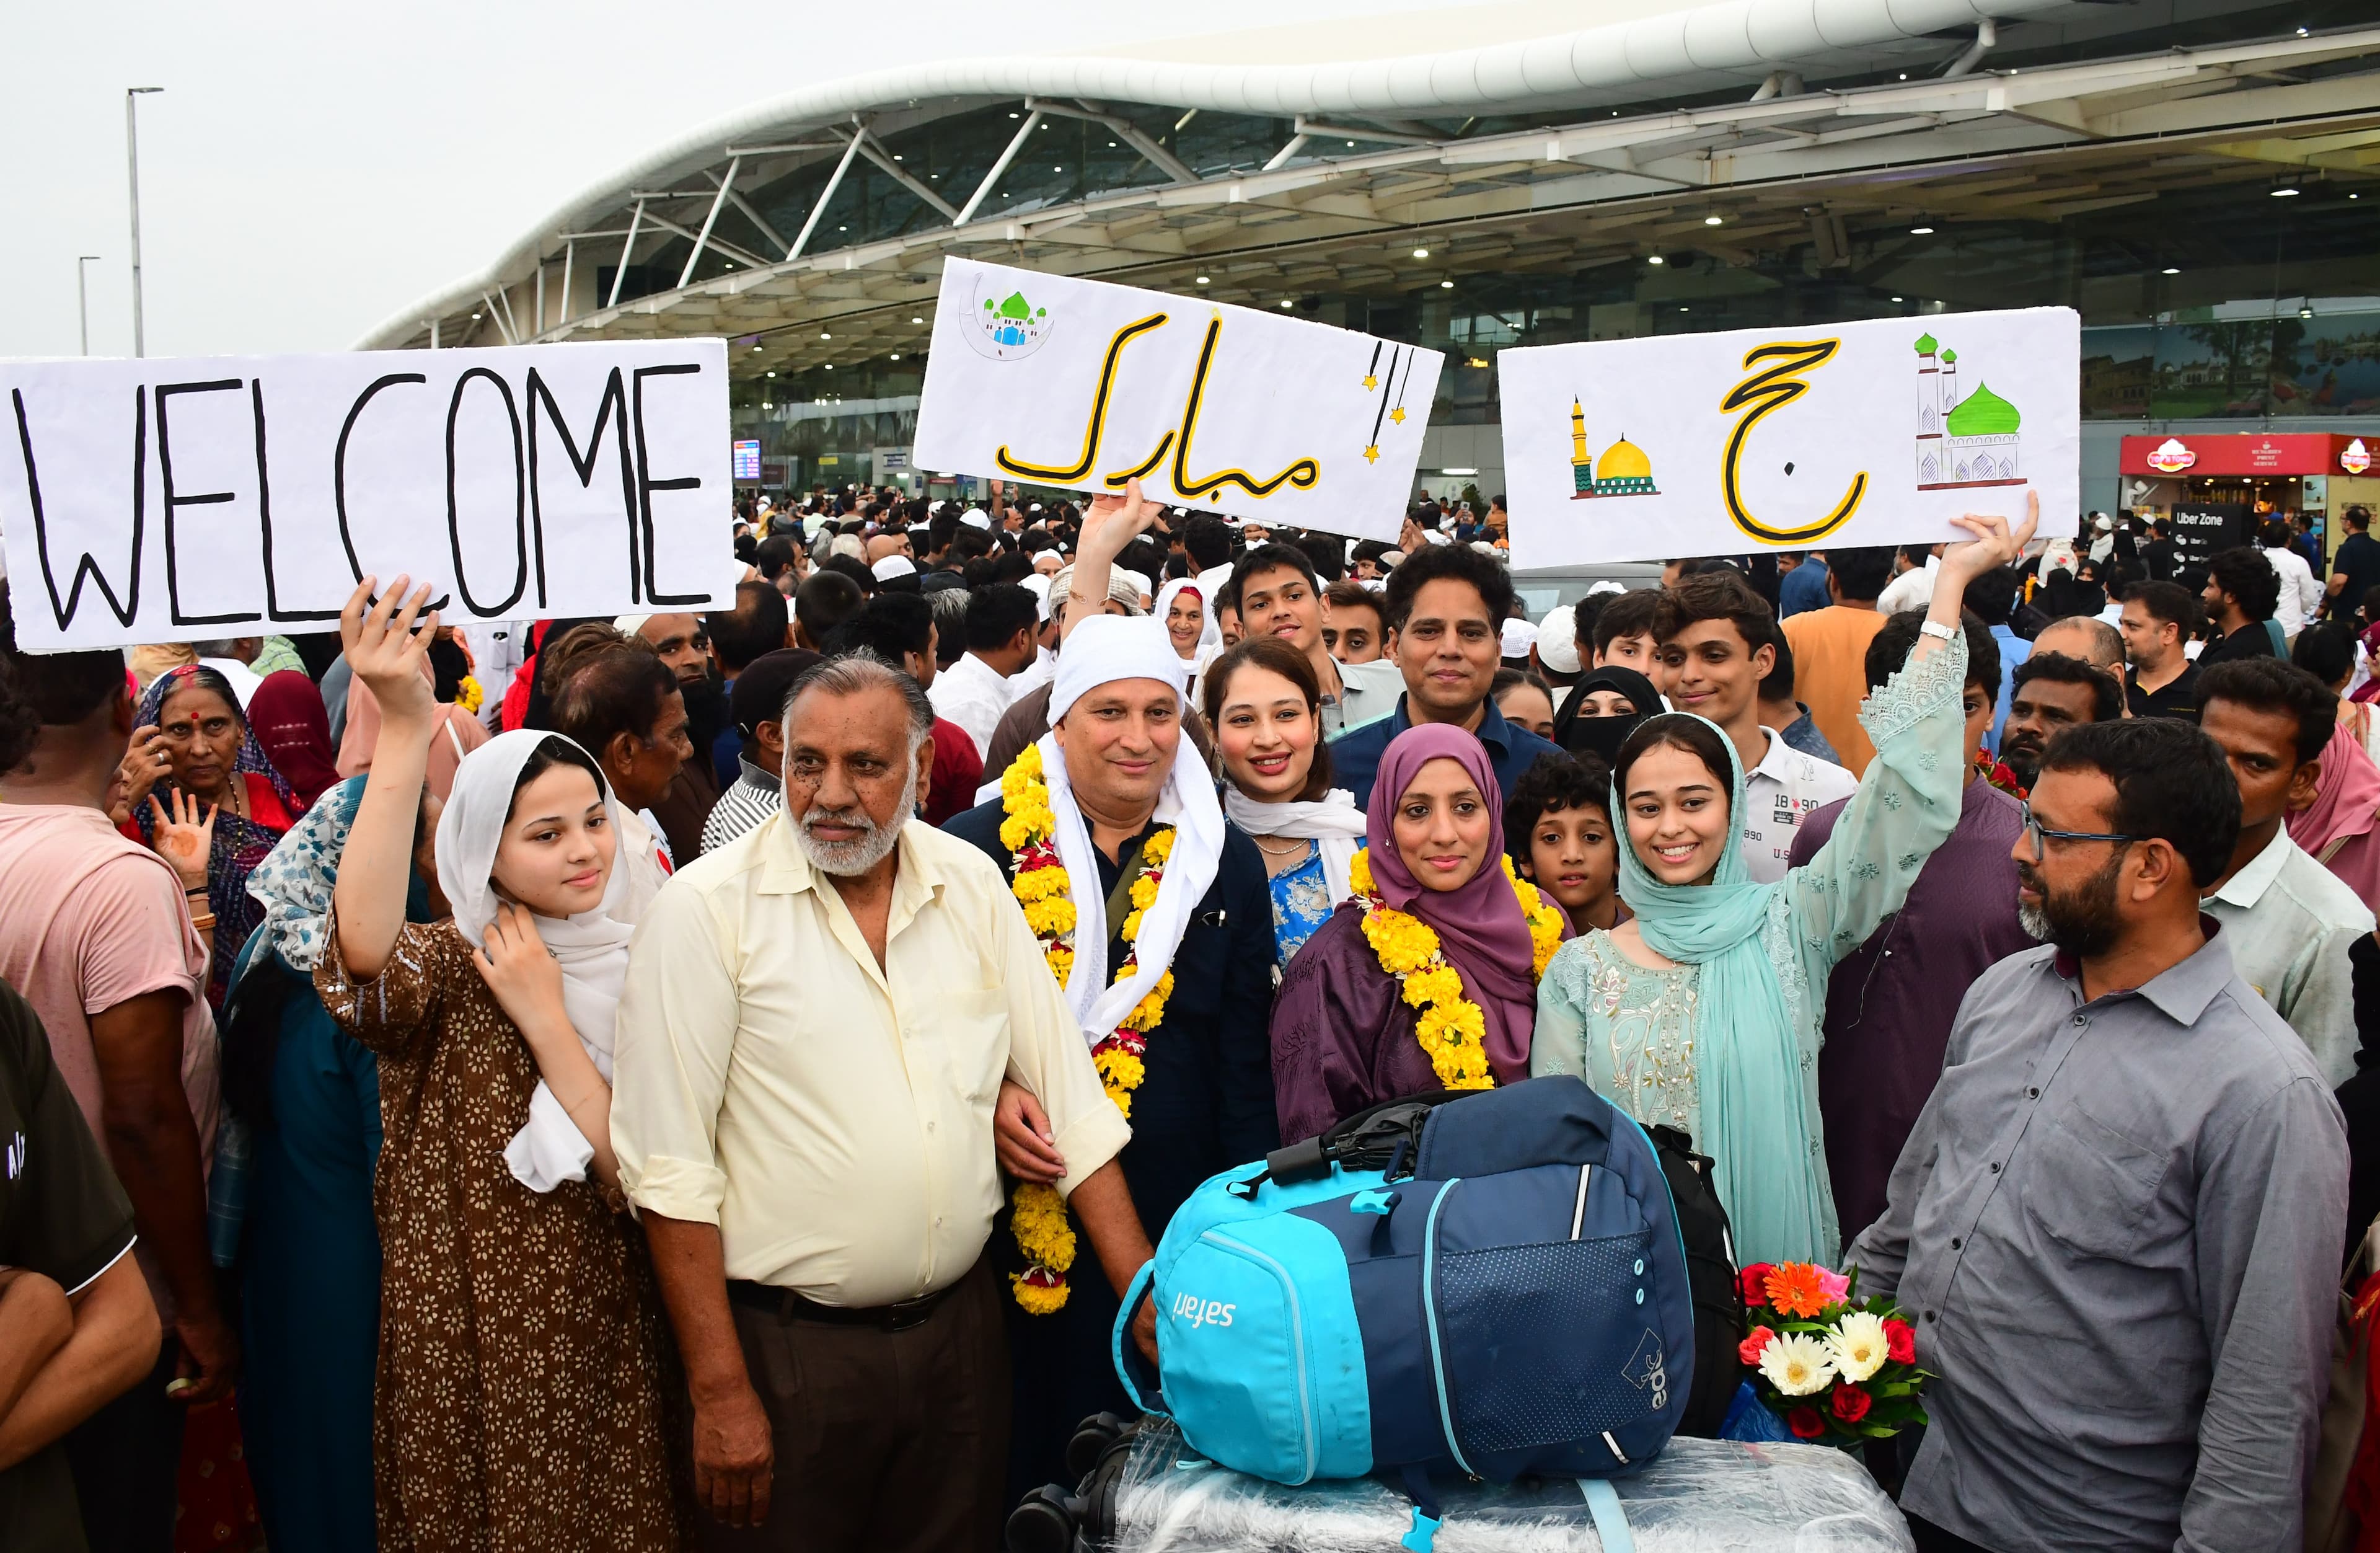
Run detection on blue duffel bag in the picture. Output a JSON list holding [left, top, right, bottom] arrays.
[[1112, 1076, 1699, 1546]]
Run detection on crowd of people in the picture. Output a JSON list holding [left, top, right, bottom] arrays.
[[1, 476, 2374, 1553]]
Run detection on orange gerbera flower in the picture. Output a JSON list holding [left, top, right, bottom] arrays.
[[1765, 1262, 1832, 1320]]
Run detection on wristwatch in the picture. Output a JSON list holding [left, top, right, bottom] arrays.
[[1919, 621, 1957, 642]]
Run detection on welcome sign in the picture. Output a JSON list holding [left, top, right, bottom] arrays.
[[1497, 308, 2079, 569], [1, 339, 736, 652], [912, 259, 1441, 542]]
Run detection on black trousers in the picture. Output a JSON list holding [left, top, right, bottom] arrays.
[[63, 1346, 185, 1553], [1908, 1511, 2002, 1553], [698, 1259, 1010, 1553]]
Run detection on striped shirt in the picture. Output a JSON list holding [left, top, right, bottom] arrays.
[[700, 761, 782, 857]]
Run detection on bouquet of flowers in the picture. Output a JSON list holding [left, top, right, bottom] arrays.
[[1736, 1261, 1931, 1446]]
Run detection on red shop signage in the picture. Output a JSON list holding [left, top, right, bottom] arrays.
[[2119, 432, 2372, 477]]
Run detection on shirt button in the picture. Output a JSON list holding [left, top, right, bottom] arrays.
[[2073, 1015, 2086, 1027], [1923, 1311, 1935, 1322], [1989, 1162, 2001, 1174], [926, 1121, 936, 1133], [1950, 1237, 1962, 1250], [2026, 1087, 2038, 1099]]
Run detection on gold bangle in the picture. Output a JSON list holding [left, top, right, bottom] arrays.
[[187, 913, 216, 931]]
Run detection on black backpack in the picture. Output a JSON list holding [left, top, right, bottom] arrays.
[[1254, 1086, 1747, 1439]]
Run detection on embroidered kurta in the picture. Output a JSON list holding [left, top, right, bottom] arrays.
[[316, 921, 689, 1553], [1531, 635, 1970, 1260]]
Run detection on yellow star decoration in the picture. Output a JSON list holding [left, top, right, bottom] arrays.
[[1390, 407, 1407, 425], [1363, 374, 1378, 390], [1363, 444, 1381, 464], [1346, 847, 1566, 1091]]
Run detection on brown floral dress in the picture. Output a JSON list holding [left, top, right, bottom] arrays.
[[317, 919, 690, 1552]]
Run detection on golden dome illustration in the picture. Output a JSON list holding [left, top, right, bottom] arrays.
[[1598, 438, 1652, 482]]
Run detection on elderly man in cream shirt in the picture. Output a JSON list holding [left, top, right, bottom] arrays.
[[612, 654, 1155, 1553]]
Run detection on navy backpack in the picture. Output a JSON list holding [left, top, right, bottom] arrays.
[[1113, 1077, 1705, 1546]]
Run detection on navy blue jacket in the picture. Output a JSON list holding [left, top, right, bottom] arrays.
[[1327, 694, 1564, 808]]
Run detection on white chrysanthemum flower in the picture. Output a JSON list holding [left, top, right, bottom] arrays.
[[1758, 1331, 1837, 1397], [1827, 1311, 1889, 1383]]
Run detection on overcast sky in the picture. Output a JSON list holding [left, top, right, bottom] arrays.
[[2, 0, 1447, 361]]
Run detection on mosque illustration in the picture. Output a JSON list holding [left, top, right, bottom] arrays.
[[1913, 333, 2024, 489], [1567, 399, 1659, 498]]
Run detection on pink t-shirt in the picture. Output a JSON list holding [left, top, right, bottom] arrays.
[[0, 804, 219, 1320]]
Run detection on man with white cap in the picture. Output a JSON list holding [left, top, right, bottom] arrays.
[[943, 598, 1277, 1500], [1530, 603, 1583, 694]]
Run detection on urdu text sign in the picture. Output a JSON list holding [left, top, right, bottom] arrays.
[[912, 259, 1440, 543]]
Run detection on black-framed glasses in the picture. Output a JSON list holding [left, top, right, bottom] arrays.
[[2017, 802, 2151, 862]]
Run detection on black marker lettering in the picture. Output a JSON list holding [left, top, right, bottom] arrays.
[[630, 363, 707, 607], [526, 366, 634, 610], [251, 379, 339, 622], [332, 373, 424, 587], [156, 378, 257, 627], [444, 368, 528, 617], [11, 386, 144, 631]]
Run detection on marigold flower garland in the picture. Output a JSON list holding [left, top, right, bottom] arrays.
[[1347, 847, 1566, 1092], [1000, 743, 1176, 1314]]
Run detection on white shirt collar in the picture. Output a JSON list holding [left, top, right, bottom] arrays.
[[1744, 726, 1791, 782], [2205, 824, 2295, 910]]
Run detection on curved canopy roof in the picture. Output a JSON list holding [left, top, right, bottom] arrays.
[[361, 5, 2380, 375]]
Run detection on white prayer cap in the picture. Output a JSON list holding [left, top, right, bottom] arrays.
[[1499, 619, 1536, 659], [1536, 606, 1582, 674], [1585, 579, 1627, 598], [1033, 551, 1064, 575], [1048, 564, 1143, 617], [1021, 573, 1054, 615], [1049, 615, 1188, 726], [870, 555, 917, 581], [612, 614, 651, 637], [959, 508, 992, 531]]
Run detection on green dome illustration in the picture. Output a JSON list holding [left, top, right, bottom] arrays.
[[1914, 332, 1938, 354], [1945, 383, 2020, 436], [989, 291, 1042, 321], [1941, 348, 1957, 364]]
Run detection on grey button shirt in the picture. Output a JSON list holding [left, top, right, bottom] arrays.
[[1849, 922, 2348, 1553]]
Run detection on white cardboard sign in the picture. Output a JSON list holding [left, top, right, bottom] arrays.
[[1497, 307, 2079, 569], [1, 339, 735, 651], [912, 259, 1442, 541]]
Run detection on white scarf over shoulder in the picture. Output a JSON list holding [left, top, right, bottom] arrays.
[[1038, 616, 1225, 1048], [437, 730, 638, 1193]]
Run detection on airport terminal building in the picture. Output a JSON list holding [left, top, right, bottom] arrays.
[[363, 1, 2380, 534]]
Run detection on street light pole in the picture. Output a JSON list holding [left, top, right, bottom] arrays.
[[76, 255, 101, 356], [126, 87, 163, 358]]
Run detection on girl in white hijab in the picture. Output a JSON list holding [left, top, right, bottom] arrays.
[[1156, 577, 1223, 696], [314, 577, 687, 1551]]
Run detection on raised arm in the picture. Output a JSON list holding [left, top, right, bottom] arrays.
[[1057, 477, 1158, 647], [330, 577, 442, 981], [1785, 498, 2035, 964]]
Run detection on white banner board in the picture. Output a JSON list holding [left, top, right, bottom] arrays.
[[1498, 307, 2079, 569], [1, 339, 734, 651], [912, 259, 1441, 541]]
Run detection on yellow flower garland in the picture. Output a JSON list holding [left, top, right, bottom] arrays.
[[1347, 846, 1565, 1092], [1000, 743, 1178, 1313]]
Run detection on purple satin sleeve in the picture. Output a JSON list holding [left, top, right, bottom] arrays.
[[1269, 906, 1440, 1145]]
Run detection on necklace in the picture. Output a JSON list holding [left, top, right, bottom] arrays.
[[998, 743, 1178, 1315], [1251, 835, 1312, 859], [1347, 846, 1566, 1091]]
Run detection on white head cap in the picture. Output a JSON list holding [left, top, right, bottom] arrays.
[[870, 555, 917, 581], [1536, 606, 1582, 675]]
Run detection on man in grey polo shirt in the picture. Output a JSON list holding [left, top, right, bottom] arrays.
[[1851, 717, 2347, 1553]]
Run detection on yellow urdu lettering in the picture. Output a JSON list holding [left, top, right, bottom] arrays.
[[1718, 338, 1868, 546]]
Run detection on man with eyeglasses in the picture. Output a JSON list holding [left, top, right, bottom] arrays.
[[1850, 717, 2346, 1553]]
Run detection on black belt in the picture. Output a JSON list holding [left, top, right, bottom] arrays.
[[726, 1278, 956, 1332]]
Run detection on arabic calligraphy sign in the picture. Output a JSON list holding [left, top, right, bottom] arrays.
[[1497, 307, 2079, 568], [912, 259, 1442, 541]]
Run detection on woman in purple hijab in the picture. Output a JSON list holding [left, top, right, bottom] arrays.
[[1269, 723, 1564, 1143]]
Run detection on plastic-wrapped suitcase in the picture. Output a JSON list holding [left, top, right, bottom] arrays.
[[1010, 1414, 1914, 1553]]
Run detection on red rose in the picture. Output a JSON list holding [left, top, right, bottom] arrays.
[[1739, 1263, 1776, 1307], [1831, 1384, 1872, 1423], [1738, 1325, 1776, 1366], [1884, 1318, 1916, 1365], [1787, 1406, 1826, 1439]]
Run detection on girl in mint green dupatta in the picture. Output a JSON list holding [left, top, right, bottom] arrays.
[[1531, 507, 2033, 1264]]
